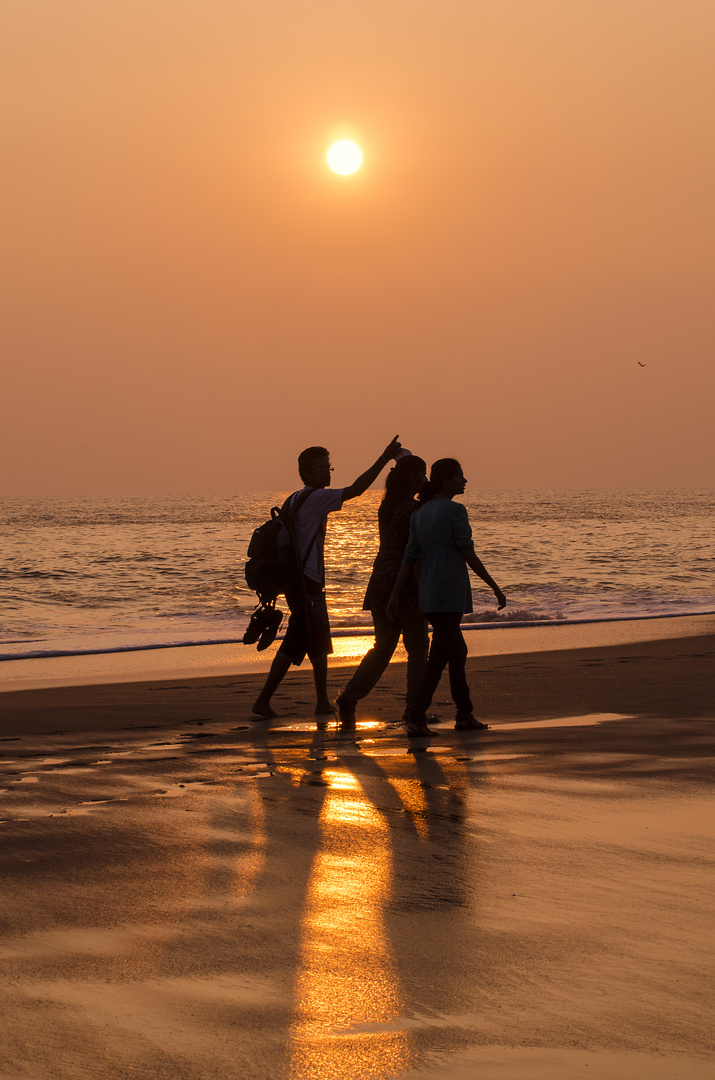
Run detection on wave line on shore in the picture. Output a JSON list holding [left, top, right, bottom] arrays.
[[3, 609, 715, 663]]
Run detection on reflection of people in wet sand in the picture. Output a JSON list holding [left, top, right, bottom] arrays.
[[336, 455, 429, 728], [387, 458, 506, 737], [252, 436, 402, 719]]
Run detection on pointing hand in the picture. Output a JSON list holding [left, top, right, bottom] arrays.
[[383, 435, 401, 461]]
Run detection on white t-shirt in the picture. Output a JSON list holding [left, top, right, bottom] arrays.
[[289, 487, 345, 584]]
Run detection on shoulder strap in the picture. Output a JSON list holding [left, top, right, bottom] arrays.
[[279, 486, 315, 519]]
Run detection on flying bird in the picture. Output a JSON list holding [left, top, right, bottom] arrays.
[[637, 362, 647, 367]]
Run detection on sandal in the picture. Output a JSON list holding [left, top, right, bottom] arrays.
[[257, 607, 284, 651], [405, 721, 436, 737], [455, 717, 489, 731]]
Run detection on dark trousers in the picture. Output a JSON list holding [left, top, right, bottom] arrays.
[[340, 605, 429, 711], [409, 612, 473, 721]]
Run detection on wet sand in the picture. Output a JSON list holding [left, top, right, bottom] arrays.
[[1, 622, 714, 737], [1, 626, 714, 1078], [3, 612, 713, 694]]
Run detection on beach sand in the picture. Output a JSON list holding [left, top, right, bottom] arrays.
[[1, 621, 713, 1078]]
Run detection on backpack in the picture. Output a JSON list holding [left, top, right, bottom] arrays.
[[244, 488, 317, 602]]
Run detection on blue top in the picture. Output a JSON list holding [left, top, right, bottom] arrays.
[[403, 499, 475, 614]]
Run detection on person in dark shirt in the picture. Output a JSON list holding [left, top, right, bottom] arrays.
[[336, 454, 429, 728]]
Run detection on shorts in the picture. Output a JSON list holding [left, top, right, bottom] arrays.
[[279, 578, 333, 666]]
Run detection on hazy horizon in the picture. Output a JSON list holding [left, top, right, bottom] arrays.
[[3, 1, 714, 496], [3, 483, 714, 502]]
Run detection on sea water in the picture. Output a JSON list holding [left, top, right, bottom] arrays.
[[1, 489, 713, 663]]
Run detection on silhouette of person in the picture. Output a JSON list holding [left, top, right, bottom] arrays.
[[387, 458, 506, 737], [252, 436, 402, 719], [336, 454, 429, 728]]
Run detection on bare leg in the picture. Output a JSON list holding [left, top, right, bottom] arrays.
[[312, 655, 332, 714], [252, 651, 292, 717]]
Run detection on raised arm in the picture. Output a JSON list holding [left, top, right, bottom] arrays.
[[462, 548, 507, 609], [341, 435, 401, 502]]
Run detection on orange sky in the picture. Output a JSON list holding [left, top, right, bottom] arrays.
[[2, 0, 714, 494]]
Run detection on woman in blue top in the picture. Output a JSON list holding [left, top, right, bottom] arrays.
[[387, 458, 506, 737]]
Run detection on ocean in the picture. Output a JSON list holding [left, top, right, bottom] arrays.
[[1, 489, 713, 664]]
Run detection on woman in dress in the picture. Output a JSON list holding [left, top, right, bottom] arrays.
[[336, 454, 429, 727], [387, 458, 506, 737]]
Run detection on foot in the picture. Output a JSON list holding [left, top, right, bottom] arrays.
[[405, 716, 436, 737], [455, 716, 489, 731], [252, 701, 277, 719], [314, 699, 334, 716], [336, 696, 356, 728]]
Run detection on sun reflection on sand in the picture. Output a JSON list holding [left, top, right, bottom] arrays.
[[386, 777, 430, 841], [230, 785, 266, 900], [288, 773, 409, 1079]]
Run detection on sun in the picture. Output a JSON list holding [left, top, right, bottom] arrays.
[[327, 140, 363, 175]]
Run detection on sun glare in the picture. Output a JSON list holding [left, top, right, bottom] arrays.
[[327, 140, 362, 175]]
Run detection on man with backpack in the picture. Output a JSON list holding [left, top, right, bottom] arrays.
[[252, 436, 402, 719]]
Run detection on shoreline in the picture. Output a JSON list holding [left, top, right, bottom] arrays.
[[2, 621, 713, 739], [1, 612, 714, 694], [5, 606, 715, 662]]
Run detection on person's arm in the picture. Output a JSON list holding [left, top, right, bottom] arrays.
[[462, 548, 507, 609], [341, 436, 401, 502]]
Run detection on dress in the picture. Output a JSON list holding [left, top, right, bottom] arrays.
[[363, 497, 420, 613], [339, 495, 428, 710], [402, 498, 476, 722]]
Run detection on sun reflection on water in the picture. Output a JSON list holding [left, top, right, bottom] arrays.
[[288, 778, 409, 1078]]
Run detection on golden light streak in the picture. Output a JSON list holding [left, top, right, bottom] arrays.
[[288, 779, 409, 1078], [231, 785, 266, 900], [387, 777, 430, 841]]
